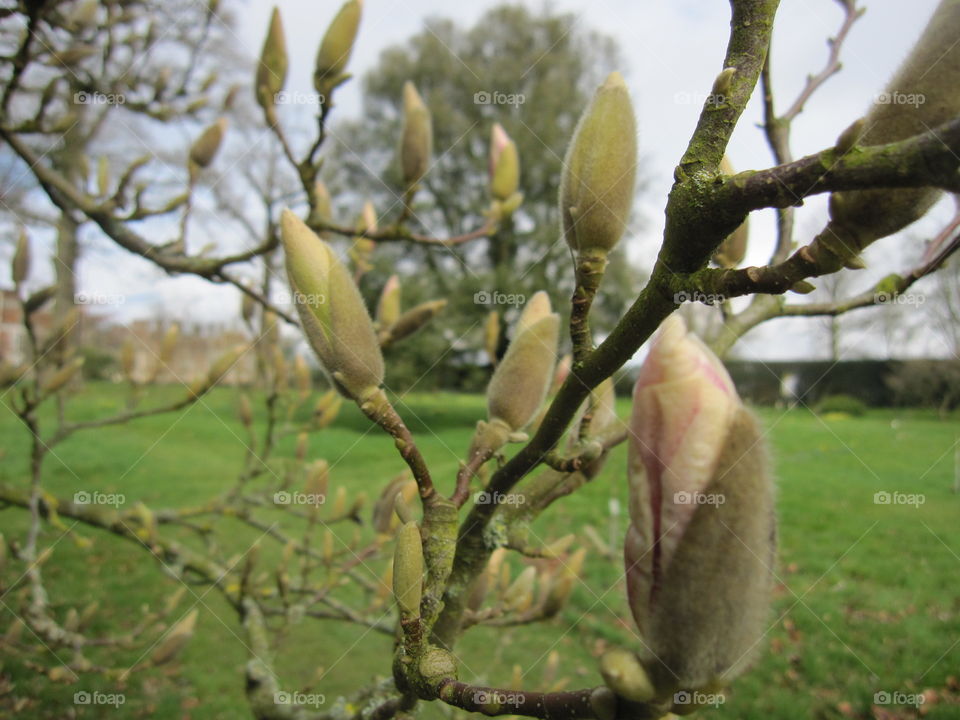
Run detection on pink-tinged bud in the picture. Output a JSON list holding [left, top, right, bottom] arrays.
[[624, 315, 775, 696]]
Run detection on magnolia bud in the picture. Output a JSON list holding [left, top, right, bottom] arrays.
[[42, 357, 84, 395], [151, 609, 199, 665], [189, 118, 227, 170], [256, 7, 288, 111], [486, 291, 559, 433], [542, 547, 586, 617], [372, 472, 416, 535], [712, 157, 749, 268], [313, 389, 342, 428], [382, 299, 446, 347], [560, 72, 637, 256], [314, 0, 362, 98], [392, 521, 423, 617], [310, 180, 334, 238], [599, 648, 655, 703], [280, 209, 384, 401], [550, 354, 572, 395], [400, 81, 432, 187], [207, 345, 244, 386], [294, 354, 311, 399], [817, 1, 960, 270], [238, 393, 253, 427], [489, 123, 520, 201], [484, 310, 500, 366], [349, 201, 377, 275], [504, 566, 536, 612], [12, 227, 29, 286], [159, 323, 179, 365], [376, 275, 401, 328], [625, 316, 775, 695]]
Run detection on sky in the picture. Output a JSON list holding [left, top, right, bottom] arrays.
[[55, 0, 959, 361]]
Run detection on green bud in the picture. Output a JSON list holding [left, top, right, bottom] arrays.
[[381, 299, 446, 347], [400, 81, 432, 187], [560, 71, 637, 255], [189, 118, 227, 169], [599, 648, 656, 703], [489, 123, 520, 201], [314, 0, 362, 98], [376, 275, 402, 328], [12, 226, 29, 285], [280, 209, 384, 401], [256, 7, 288, 111], [486, 291, 560, 432], [150, 609, 198, 665], [238, 393, 253, 427], [42, 357, 84, 395], [818, 1, 960, 269], [207, 345, 245, 386], [392, 521, 424, 617], [789, 280, 817, 295], [309, 180, 334, 238], [712, 157, 749, 268]]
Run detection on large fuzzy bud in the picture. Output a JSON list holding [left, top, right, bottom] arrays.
[[489, 123, 520, 201], [712, 156, 749, 268], [12, 226, 29, 286], [623, 316, 775, 697], [815, 0, 960, 270], [400, 81, 432, 188], [380, 299, 447, 347], [255, 7, 288, 112], [314, 0, 362, 99], [560, 72, 637, 256], [188, 118, 227, 170], [485, 291, 559, 435], [280, 210, 384, 401]]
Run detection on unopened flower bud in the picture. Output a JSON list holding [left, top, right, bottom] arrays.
[[560, 72, 637, 256], [151, 609, 198, 665], [400, 81, 432, 187], [314, 0, 362, 98], [207, 345, 244, 386], [484, 310, 500, 366], [309, 181, 334, 238], [392, 521, 423, 617], [12, 227, 29, 286], [255, 7, 288, 112], [238, 393, 253, 427], [189, 118, 227, 170], [381, 299, 446, 347], [625, 316, 775, 694], [280, 209, 384, 401], [486, 291, 559, 434], [294, 354, 311, 399], [599, 648, 655, 703], [712, 156, 749, 268], [817, 1, 960, 270], [489, 123, 520, 201], [42, 357, 84, 395], [376, 275, 401, 328]]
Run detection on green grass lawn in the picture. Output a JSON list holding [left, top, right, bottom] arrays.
[[1, 383, 958, 719]]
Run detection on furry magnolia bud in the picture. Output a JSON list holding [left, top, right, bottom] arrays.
[[309, 181, 334, 238], [314, 0, 362, 98], [255, 7, 288, 111], [150, 609, 199, 665], [560, 72, 637, 256], [392, 521, 424, 617], [376, 275, 401, 328], [486, 291, 559, 433], [382, 299, 446, 347], [400, 81, 432, 187], [489, 123, 520, 201], [280, 209, 384, 401], [817, 0, 960, 269], [624, 316, 775, 696], [189, 118, 227, 170], [712, 156, 749, 268]]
